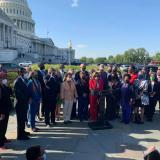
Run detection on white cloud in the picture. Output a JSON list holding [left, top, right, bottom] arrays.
[[71, 0, 79, 8], [76, 44, 88, 49]]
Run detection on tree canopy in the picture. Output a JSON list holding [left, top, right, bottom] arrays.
[[80, 48, 154, 64]]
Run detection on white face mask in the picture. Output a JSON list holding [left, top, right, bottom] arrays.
[[24, 73, 29, 79], [2, 79, 8, 86], [42, 153, 47, 160]]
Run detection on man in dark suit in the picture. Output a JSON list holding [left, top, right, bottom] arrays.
[[73, 64, 89, 119], [14, 68, 30, 140], [75, 64, 90, 82], [0, 71, 13, 150], [44, 68, 59, 127], [146, 73, 159, 121]]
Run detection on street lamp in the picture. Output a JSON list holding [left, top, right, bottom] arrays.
[[68, 40, 72, 65]]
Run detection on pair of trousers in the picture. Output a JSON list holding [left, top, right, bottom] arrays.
[[106, 96, 117, 120], [78, 97, 89, 121], [71, 102, 77, 119], [63, 100, 74, 122], [122, 104, 131, 124], [145, 98, 157, 120], [45, 101, 56, 125], [16, 103, 28, 138], [28, 101, 40, 129], [0, 113, 9, 147]]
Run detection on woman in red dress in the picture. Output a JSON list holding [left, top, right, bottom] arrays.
[[89, 72, 104, 121]]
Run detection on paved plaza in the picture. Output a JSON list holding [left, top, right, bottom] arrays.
[[1, 111, 160, 160]]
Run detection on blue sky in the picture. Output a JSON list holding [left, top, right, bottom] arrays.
[[28, 0, 160, 58]]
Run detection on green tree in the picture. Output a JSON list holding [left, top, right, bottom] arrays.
[[95, 57, 106, 64], [153, 52, 160, 61], [108, 55, 114, 63], [80, 57, 87, 63], [123, 49, 137, 63], [86, 58, 94, 64], [136, 48, 149, 64], [114, 54, 124, 64]]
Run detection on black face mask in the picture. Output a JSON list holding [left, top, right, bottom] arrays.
[[40, 67, 45, 70]]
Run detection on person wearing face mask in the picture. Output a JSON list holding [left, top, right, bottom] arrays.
[[75, 64, 90, 82], [61, 73, 78, 124], [0, 71, 13, 150], [121, 74, 134, 124], [26, 145, 47, 160], [44, 67, 59, 127], [27, 70, 42, 132], [14, 68, 30, 140], [76, 71, 89, 122], [146, 73, 158, 121], [133, 71, 149, 124], [89, 72, 104, 122]]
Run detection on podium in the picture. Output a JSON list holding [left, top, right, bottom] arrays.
[[88, 90, 113, 130]]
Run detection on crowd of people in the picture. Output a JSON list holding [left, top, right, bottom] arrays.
[[1, 63, 160, 151]]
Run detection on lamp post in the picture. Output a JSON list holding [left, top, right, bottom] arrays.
[[68, 40, 72, 65]]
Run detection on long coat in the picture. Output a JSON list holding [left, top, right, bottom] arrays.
[[60, 80, 78, 101]]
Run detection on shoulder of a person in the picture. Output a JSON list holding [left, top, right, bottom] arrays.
[[15, 77, 22, 83], [28, 79, 33, 84], [75, 71, 80, 75]]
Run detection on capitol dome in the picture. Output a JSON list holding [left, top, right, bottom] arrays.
[[0, 0, 35, 36]]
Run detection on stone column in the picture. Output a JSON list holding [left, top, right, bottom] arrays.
[[2, 24, 5, 41], [6, 26, 9, 48], [0, 24, 1, 41], [27, 22, 29, 31], [19, 21, 21, 30], [2, 24, 5, 47], [10, 27, 13, 47], [25, 21, 27, 30], [35, 42, 38, 53]]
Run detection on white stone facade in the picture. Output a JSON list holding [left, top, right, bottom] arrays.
[[0, 0, 75, 64]]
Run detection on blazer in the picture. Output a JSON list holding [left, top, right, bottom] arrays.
[[0, 85, 13, 114], [76, 79, 89, 97], [14, 77, 29, 105], [45, 75, 59, 103], [61, 80, 78, 101], [89, 79, 104, 91], [148, 82, 159, 100]]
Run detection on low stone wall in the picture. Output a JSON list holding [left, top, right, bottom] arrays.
[[0, 49, 18, 62]]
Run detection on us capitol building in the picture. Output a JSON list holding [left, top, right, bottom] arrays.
[[0, 0, 75, 64]]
